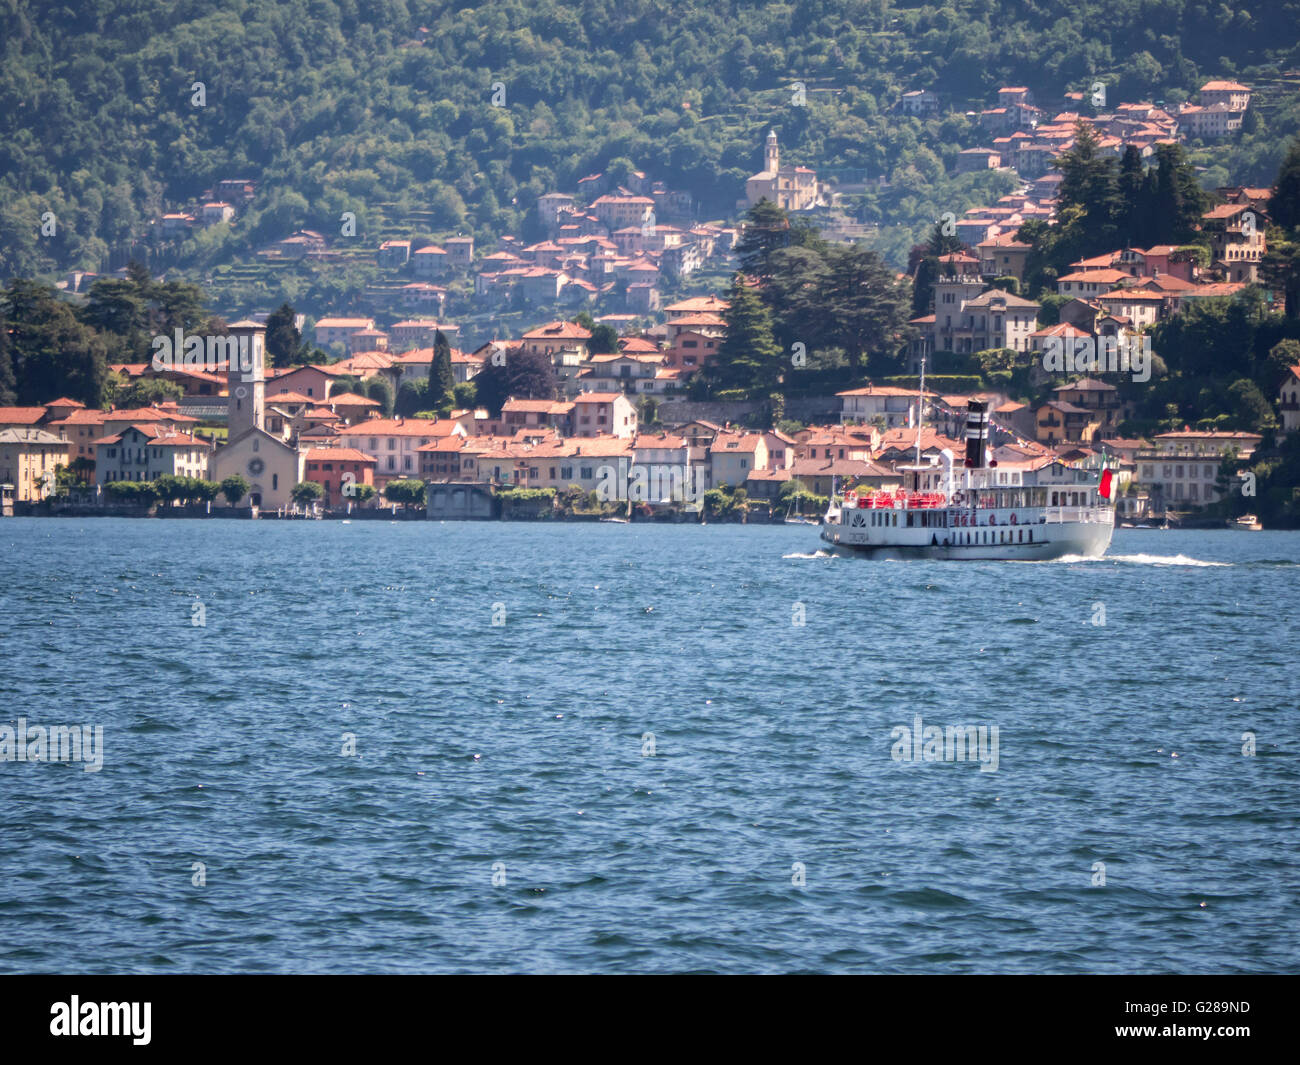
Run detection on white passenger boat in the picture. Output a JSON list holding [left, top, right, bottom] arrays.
[[819, 398, 1115, 560]]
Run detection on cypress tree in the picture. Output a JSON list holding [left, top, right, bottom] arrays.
[[428, 329, 456, 413], [1270, 138, 1300, 232], [0, 315, 15, 405], [265, 303, 305, 366]]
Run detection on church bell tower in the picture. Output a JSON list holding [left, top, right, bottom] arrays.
[[225, 320, 266, 440]]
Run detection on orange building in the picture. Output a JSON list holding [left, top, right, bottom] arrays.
[[303, 447, 377, 506]]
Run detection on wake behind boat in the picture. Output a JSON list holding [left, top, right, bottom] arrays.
[[820, 398, 1115, 560]]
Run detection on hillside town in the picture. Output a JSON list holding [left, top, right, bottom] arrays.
[[7, 74, 1296, 527], [49, 78, 1261, 330], [0, 293, 1288, 523]]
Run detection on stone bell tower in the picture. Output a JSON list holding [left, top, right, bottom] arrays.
[[225, 320, 266, 440], [765, 129, 779, 174]]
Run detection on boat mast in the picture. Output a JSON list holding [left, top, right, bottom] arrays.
[[914, 350, 926, 482]]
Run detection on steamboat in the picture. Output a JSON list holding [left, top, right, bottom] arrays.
[[820, 397, 1115, 560]]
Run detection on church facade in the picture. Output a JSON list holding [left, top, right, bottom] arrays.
[[208, 321, 306, 510], [745, 130, 824, 211]]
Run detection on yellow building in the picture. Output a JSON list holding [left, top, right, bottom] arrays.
[[0, 428, 70, 502], [746, 130, 823, 211]]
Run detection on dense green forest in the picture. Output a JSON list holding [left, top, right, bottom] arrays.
[[4, 0, 1300, 308]]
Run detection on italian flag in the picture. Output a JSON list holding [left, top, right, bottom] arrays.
[[1098, 466, 1114, 500]]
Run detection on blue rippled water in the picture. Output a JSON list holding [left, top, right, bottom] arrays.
[[0, 518, 1296, 973]]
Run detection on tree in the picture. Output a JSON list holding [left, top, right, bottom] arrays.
[[764, 245, 831, 352], [114, 377, 184, 409], [1146, 142, 1205, 246], [819, 245, 911, 373], [0, 318, 15, 405], [588, 323, 619, 354], [924, 221, 964, 259], [265, 303, 306, 366], [219, 475, 250, 506], [82, 276, 150, 361], [704, 275, 783, 399], [104, 480, 144, 503], [395, 379, 429, 417], [291, 480, 325, 507], [69, 456, 95, 483], [472, 346, 557, 416], [3, 279, 109, 406], [191, 479, 220, 503], [1262, 233, 1300, 321], [1264, 139, 1300, 321], [1268, 138, 1300, 233], [427, 329, 456, 414], [383, 478, 426, 508], [1226, 378, 1276, 431], [734, 199, 825, 284], [911, 255, 938, 318], [149, 276, 208, 339], [363, 376, 394, 415], [452, 381, 477, 410], [1117, 144, 1148, 245], [153, 474, 184, 506]]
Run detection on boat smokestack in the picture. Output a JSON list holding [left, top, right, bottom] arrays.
[[964, 400, 990, 468]]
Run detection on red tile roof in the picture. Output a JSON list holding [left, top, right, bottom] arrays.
[[522, 321, 591, 340], [304, 448, 376, 463], [0, 407, 49, 424]]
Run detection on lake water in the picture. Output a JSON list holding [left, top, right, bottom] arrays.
[[0, 519, 1296, 973]]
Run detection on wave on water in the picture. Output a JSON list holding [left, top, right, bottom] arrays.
[[782, 549, 838, 560], [1047, 552, 1231, 567]]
